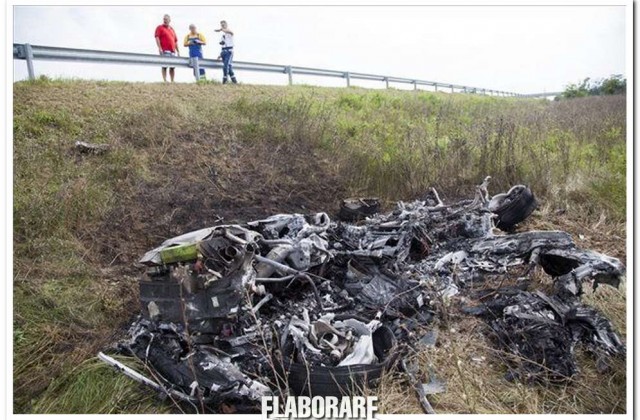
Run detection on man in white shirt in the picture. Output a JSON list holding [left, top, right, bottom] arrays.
[[215, 20, 237, 84]]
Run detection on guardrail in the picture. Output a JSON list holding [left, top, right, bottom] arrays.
[[14, 43, 526, 96], [522, 92, 563, 98]]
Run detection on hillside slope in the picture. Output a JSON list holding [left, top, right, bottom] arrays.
[[13, 80, 627, 413]]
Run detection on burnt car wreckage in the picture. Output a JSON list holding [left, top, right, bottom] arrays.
[[99, 177, 626, 414]]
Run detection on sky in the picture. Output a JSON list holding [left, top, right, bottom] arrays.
[[12, 5, 627, 94]]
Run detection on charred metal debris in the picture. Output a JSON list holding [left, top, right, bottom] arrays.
[[99, 177, 625, 413]]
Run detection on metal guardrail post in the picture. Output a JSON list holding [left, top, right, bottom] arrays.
[[25, 43, 35, 80], [434, 83, 438, 92], [345, 72, 351, 87], [413, 81, 417, 90], [193, 57, 200, 82], [450, 85, 454, 93], [286, 66, 293, 85], [384, 77, 389, 89]]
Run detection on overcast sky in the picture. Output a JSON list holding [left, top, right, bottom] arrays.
[[12, 5, 627, 93]]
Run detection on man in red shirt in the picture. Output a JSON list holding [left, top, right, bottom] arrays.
[[154, 14, 180, 82]]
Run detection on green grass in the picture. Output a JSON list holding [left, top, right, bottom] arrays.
[[13, 79, 627, 413], [32, 356, 172, 414]]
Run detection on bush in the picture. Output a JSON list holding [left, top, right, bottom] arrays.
[[560, 75, 626, 99]]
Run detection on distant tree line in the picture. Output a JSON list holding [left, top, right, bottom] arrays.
[[557, 74, 626, 100]]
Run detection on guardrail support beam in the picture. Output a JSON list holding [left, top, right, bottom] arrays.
[[384, 77, 389, 89], [286, 66, 293, 85], [345, 72, 351, 87], [434, 83, 438, 92], [25, 43, 35, 80]]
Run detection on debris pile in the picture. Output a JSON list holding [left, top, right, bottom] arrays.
[[464, 288, 625, 383], [100, 178, 625, 413]]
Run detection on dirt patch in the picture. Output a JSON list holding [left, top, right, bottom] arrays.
[[92, 133, 348, 269]]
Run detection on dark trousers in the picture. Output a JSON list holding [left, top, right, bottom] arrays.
[[221, 48, 236, 82]]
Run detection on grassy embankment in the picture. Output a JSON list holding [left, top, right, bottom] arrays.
[[13, 78, 627, 413]]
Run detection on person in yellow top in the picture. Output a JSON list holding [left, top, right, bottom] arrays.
[[184, 24, 207, 79]]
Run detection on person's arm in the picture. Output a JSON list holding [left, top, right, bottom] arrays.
[[184, 35, 190, 47], [215, 28, 233, 35], [154, 27, 163, 54], [199, 33, 207, 45]]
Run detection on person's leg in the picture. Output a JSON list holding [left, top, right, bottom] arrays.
[[195, 52, 205, 80], [189, 57, 196, 78], [221, 50, 229, 83], [198, 52, 206, 79], [161, 67, 167, 82], [229, 51, 237, 84], [169, 67, 175, 82]]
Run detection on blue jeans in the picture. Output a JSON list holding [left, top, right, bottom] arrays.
[[189, 53, 206, 78], [221, 49, 235, 79]]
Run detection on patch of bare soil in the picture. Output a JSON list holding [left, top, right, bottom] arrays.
[[92, 133, 347, 271]]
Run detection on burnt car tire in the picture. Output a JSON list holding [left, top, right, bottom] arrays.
[[280, 325, 397, 397], [489, 185, 537, 231]]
